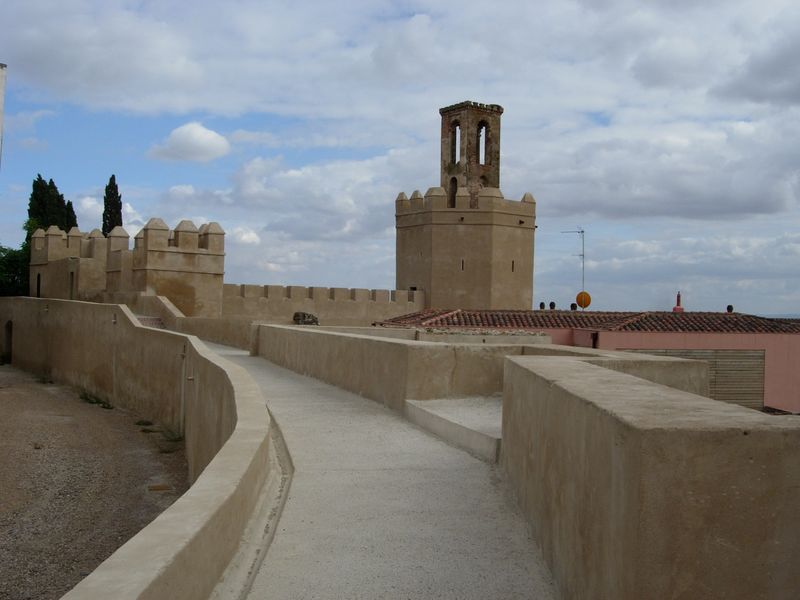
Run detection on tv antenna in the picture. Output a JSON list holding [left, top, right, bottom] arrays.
[[561, 227, 585, 293]]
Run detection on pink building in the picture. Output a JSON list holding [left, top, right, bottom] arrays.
[[380, 309, 800, 413]]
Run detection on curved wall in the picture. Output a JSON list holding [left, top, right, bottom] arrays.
[[0, 297, 275, 599]]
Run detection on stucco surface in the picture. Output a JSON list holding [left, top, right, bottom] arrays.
[[0, 298, 278, 600], [256, 324, 544, 409], [502, 354, 800, 600]]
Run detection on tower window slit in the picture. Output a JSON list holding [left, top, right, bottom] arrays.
[[461, 259, 464, 271], [512, 260, 515, 272]]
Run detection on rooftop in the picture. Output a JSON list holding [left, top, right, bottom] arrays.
[[378, 309, 800, 334]]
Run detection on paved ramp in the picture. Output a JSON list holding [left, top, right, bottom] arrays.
[[209, 344, 554, 599]]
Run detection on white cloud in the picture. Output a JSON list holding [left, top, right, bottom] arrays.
[[148, 122, 230, 162], [4, 0, 800, 311], [231, 226, 261, 245], [77, 196, 103, 226]]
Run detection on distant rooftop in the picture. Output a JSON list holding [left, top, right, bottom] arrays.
[[379, 309, 800, 334]]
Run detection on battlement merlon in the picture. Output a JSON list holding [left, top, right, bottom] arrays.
[[439, 101, 504, 116], [135, 218, 225, 254], [223, 283, 423, 304], [396, 187, 535, 218]]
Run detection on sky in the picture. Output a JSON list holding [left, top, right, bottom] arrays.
[[1, 0, 799, 314]]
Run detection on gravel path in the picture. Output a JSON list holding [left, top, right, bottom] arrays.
[[0, 365, 188, 600]]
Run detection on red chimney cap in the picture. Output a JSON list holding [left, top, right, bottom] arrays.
[[672, 291, 684, 313]]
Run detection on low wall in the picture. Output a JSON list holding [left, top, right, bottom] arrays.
[[502, 354, 800, 600], [175, 316, 260, 352], [0, 297, 276, 600], [223, 283, 425, 326], [255, 325, 704, 411], [256, 325, 543, 410]]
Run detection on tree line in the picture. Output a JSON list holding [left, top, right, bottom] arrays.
[[0, 174, 123, 295]]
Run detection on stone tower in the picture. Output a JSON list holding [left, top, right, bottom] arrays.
[[395, 102, 536, 310]]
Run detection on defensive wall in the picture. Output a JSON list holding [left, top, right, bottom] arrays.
[[254, 324, 800, 600], [30, 219, 225, 318], [0, 297, 281, 599], [222, 283, 425, 326]]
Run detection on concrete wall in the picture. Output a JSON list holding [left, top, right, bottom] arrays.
[[0, 297, 276, 600], [255, 325, 704, 410], [584, 330, 800, 413], [222, 283, 425, 326], [502, 354, 800, 600], [256, 324, 553, 410]]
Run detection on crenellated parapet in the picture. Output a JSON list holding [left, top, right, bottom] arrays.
[[29, 218, 226, 317], [129, 218, 226, 317], [395, 186, 535, 224], [30, 225, 108, 265], [222, 283, 426, 325], [29, 226, 110, 299]]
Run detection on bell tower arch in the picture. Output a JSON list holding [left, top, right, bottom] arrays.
[[440, 102, 503, 208]]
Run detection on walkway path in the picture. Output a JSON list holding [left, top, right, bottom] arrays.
[[209, 344, 555, 599]]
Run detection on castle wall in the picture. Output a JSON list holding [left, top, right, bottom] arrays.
[[0, 297, 277, 600], [222, 283, 425, 326], [131, 219, 225, 318], [29, 226, 109, 299], [502, 354, 800, 600]]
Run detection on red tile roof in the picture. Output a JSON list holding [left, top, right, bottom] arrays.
[[379, 309, 800, 334]]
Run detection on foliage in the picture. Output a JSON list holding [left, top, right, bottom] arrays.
[[65, 200, 78, 230], [102, 174, 123, 236], [0, 245, 28, 296], [25, 174, 77, 239]]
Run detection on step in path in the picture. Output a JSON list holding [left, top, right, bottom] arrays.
[[207, 343, 554, 600]]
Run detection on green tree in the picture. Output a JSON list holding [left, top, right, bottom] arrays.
[[24, 174, 75, 238], [102, 174, 123, 236], [0, 245, 28, 296], [65, 200, 78, 230]]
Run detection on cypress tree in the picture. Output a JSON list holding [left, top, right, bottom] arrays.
[[24, 174, 75, 238], [46, 178, 67, 230], [65, 200, 78, 230], [102, 174, 123, 236]]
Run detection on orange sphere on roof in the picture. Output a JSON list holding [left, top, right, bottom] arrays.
[[576, 291, 591, 309]]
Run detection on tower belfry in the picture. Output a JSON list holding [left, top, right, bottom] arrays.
[[395, 102, 536, 310], [440, 101, 503, 208]]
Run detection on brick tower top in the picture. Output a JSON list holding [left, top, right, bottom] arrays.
[[439, 101, 504, 209]]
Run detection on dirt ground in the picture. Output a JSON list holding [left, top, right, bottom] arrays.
[[0, 364, 189, 600]]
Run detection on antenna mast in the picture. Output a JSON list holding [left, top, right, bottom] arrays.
[[561, 227, 585, 293]]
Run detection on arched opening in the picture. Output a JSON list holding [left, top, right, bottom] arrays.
[[2, 321, 11, 365], [36, 273, 41, 298], [450, 121, 461, 165], [477, 122, 488, 165], [448, 177, 457, 208]]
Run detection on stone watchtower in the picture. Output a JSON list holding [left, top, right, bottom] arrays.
[[395, 102, 536, 310]]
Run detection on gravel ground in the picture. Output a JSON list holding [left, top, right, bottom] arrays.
[[0, 365, 188, 600]]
